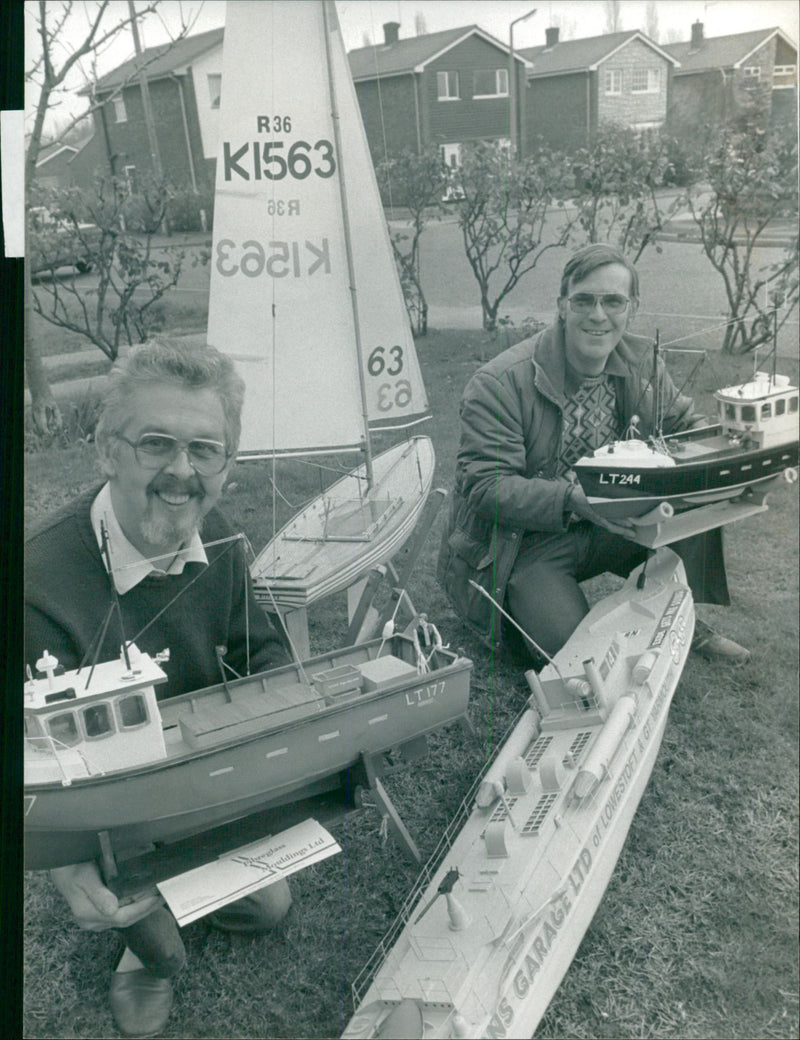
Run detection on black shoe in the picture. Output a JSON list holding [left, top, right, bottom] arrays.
[[109, 970, 173, 1037], [691, 619, 751, 665]]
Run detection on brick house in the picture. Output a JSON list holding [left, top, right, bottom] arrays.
[[347, 21, 531, 168], [664, 22, 798, 129], [75, 27, 224, 192], [518, 28, 679, 153]]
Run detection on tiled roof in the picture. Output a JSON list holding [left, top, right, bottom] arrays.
[[85, 26, 224, 94], [663, 27, 793, 75], [519, 30, 678, 78], [348, 24, 515, 81]]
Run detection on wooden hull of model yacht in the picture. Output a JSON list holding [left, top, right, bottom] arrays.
[[250, 437, 435, 609]]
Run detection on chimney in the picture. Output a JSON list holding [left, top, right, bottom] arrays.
[[545, 26, 559, 49], [690, 21, 704, 49], [383, 21, 400, 45]]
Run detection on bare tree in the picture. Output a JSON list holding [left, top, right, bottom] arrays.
[[604, 0, 623, 33], [362, 31, 372, 47], [414, 12, 428, 36], [24, 0, 191, 434], [452, 142, 577, 331], [645, 2, 659, 42]]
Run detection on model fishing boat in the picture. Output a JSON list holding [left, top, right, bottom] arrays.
[[573, 340, 799, 521], [342, 547, 694, 1040], [24, 626, 472, 874], [206, 1, 433, 612]]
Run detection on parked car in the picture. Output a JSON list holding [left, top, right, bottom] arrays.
[[27, 206, 101, 275]]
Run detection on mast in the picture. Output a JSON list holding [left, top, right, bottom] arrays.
[[321, 0, 374, 487]]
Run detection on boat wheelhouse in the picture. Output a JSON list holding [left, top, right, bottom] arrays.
[[24, 635, 473, 873]]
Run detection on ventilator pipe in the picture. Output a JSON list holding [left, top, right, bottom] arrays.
[[572, 694, 636, 799], [475, 709, 539, 808]]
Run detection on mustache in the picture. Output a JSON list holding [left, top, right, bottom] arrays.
[[148, 473, 205, 496]]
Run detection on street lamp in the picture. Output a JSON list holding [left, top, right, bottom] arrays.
[[509, 8, 537, 157]]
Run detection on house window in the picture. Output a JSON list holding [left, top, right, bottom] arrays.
[[113, 94, 127, 123], [631, 68, 660, 93], [437, 71, 460, 100], [743, 66, 761, 88], [773, 65, 797, 84], [207, 73, 222, 109], [473, 69, 509, 97], [604, 69, 622, 95]]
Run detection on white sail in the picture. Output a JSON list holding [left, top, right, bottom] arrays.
[[207, 0, 430, 457]]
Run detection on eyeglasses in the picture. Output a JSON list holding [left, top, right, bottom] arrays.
[[567, 292, 631, 315], [117, 433, 230, 475]]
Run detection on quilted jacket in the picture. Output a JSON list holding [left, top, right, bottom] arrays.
[[437, 320, 702, 648]]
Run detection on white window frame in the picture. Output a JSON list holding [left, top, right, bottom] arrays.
[[774, 65, 796, 77], [123, 165, 137, 195], [604, 69, 622, 95], [743, 66, 761, 81], [437, 70, 460, 100], [631, 68, 660, 94], [441, 143, 462, 169], [473, 68, 509, 98], [207, 73, 222, 109], [113, 94, 127, 123]]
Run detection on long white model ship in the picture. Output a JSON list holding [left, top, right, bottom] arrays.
[[342, 547, 694, 1039]]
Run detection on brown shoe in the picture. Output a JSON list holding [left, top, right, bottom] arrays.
[[109, 970, 173, 1037], [691, 620, 751, 665]]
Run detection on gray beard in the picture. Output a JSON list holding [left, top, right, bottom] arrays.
[[139, 510, 205, 559]]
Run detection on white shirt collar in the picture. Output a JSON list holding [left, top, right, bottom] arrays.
[[90, 483, 208, 594]]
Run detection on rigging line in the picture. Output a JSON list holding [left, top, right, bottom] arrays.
[[367, 2, 394, 210], [108, 534, 246, 574], [659, 314, 748, 349], [127, 535, 242, 645]]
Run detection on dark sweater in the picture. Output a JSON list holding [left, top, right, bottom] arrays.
[[25, 487, 289, 698]]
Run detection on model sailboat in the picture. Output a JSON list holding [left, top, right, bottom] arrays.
[[206, 1, 434, 612]]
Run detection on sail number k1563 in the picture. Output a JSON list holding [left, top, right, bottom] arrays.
[[215, 238, 330, 278], [223, 139, 336, 181]]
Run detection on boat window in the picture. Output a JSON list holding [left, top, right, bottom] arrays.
[[741, 405, 756, 422], [789, 396, 798, 413], [775, 399, 786, 416], [117, 694, 149, 728], [25, 714, 45, 739], [761, 402, 772, 419], [82, 702, 115, 739], [47, 712, 80, 747], [724, 403, 737, 421]]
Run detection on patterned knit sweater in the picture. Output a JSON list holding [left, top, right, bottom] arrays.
[[25, 487, 289, 698]]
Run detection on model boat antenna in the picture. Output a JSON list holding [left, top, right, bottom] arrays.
[[98, 518, 131, 674], [321, 0, 374, 488], [468, 580, 565, 681]]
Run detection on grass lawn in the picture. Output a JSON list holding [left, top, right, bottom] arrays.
[[23, 331, 799, 1039]]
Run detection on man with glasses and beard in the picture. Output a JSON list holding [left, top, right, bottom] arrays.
[[25, 337, 291, 1037], [438, 244, 750, 666]]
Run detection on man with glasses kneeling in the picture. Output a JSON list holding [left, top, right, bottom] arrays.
[[25, 337, 291, 1037], [439, 243, 750, 666]]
